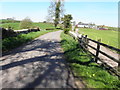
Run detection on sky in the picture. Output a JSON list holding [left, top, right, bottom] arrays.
[[0, 0, 119, 27]]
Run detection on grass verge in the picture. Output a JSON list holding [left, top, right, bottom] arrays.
[[60, 32, 120, 88], [2, 30, 58, 52]]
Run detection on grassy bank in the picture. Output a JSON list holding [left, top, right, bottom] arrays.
[[60, 32, 120, 88], [2, 30, 57, 52], [78, 28, 119, 49]]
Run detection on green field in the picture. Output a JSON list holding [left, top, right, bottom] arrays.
[[78, 28, 119, 49], [60, 32, 120, 88], [1, 23, 20, 30], [1, 22, 55, 30], [32, 22, 55, 30]]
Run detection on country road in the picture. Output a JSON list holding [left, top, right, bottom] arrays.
[[0, 30, 76, 88]]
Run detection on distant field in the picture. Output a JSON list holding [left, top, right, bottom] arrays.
[[1, 23, 20, 30], [78, 28, 119, 49], [33, 22, 55, 30], [1, 22, 55, 30]]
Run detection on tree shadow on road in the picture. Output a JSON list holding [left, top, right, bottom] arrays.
[[1, 38, 75, 88], [2, 38, 61, 57]]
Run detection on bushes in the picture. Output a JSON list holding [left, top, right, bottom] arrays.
[[61, 14, 73, 34], [64, 28, 70, 34], [46, 28, 55, 30], [64, 25, 72, 34], [19, 17, 33, 29], [2, 30, 56, 52], [2, 28, 17, 39], [3, 34, 30, 51]]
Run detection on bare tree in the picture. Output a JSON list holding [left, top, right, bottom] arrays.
[[47, 0, 64, 28]]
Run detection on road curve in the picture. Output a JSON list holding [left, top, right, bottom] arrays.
[[0, 30, 76, 88]]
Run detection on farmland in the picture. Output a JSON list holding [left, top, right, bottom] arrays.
[[32, 22, 55, 30], [78, 28, 119, 49], [1, 22, 55, 30], [1, 23, 20, 30]]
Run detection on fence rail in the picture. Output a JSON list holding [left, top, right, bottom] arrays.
[[69, 31, 120, 77], [87, 38, 120, 52], [78, 37, 120, 64]]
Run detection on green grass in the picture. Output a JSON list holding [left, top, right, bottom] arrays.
[[107, 27, 118, 31], [1, 22, 55, 30], [60, 32, 120, 88], [32, 22, 55, 30], [0, 23, 20, 30], [78, 28, 119, 49], [0, 19, 20, 23], [2, 30, 57, 52]]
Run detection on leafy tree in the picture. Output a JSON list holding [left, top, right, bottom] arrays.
[[78, 22, 82, 25], [19, 17, 32, 29], [47, 0, 64, 28], [61, 14, 72, 34], [62, 14, 73, 29]]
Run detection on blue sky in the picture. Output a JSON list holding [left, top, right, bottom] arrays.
[[0, 1, 119, 27], [65, 2, 118, 27]]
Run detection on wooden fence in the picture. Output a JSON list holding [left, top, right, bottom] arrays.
[[70, 32, 120, 77]]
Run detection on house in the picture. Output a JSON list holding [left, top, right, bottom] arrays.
[[77, 22, 95, 28], [97, 25, 109, 30], [77, 23, 89, 28]]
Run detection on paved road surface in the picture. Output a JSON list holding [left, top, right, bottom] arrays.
[[0, 30, 76, 88]]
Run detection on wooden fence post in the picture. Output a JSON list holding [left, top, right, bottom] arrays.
[[95, 39, 101, 63], [118, 62, 120, 72], [84, 35, 88, 49], [81, 35, 83, 47]]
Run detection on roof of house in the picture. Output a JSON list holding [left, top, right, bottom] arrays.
[[77, 23, 89, 25]]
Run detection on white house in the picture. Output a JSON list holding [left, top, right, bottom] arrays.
[[77, 22, 97, 29], [77, 22, 91, 28], [77, 24, 89, 28]]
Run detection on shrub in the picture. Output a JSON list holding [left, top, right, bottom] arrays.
[[19, 17, 33, 29], [43, 21, 46, 23], [64, 28, 70, 34], [59, 24, 64, 30], [62, 14, 73, 29], [2, 28, 17, 39], [2, 30, 55, 52]]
